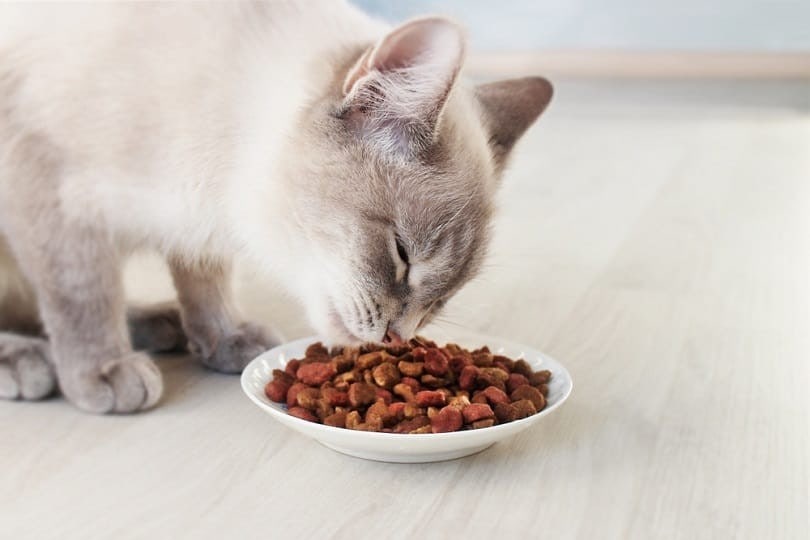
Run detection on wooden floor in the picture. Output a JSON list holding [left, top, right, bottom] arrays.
[[2, 79, 809, 540]]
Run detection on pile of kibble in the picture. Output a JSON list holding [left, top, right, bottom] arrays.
[[264, 337, 551, 434]]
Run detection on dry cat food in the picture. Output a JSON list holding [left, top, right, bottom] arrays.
[[264, 337, 551, 433]]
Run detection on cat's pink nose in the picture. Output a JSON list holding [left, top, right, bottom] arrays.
[[383, 327, 404, 345]]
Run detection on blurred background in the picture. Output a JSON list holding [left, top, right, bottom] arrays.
[[355, 0, 810, 78]]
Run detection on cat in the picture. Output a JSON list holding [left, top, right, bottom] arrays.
[[0, 1, 552, 413]]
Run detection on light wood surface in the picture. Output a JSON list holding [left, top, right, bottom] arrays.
[[2, 79, 808, 540]]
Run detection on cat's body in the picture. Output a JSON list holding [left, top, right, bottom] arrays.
[[0, 2, 551, 412]]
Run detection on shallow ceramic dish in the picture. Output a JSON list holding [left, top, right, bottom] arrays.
[[241, 331, 573, 463]]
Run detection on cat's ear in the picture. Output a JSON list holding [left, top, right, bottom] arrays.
[[340, 17, 465, 156], [475, 77, 553, 171]]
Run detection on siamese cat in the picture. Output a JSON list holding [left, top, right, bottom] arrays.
[[0, 2, 552, 413]]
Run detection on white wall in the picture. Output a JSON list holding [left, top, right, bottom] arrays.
[[352, 0, 810, 52]]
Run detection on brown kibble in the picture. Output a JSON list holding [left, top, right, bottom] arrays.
[[372, 362, 401, 389], [410, 347, 427, 361], [400, 376, 421, 393], [321, 386, 349, 407], [415, 390, 447, 407], [471, 418, 496, 429], [493, 355, 514, 371], [448, 356, 471, 374], [348, 382, 377, 408], [510, 385, 545, 410], [420, 374, 451, 388], [366, 400, 394, 427], [462, 403, 495, 424], [305, 342, 329, 359], [296, 388, 321, 410], [471, 351, 494, 367], [342, 346, 360, 362], [374, 387, 393, 405], [393, 415, 430, 433], [506, 373, 530, 394], [512, 399, 538, 419], [392, 383, 415, 403], [459, 365, 479, 391], [482, 386, 510, 406], [512, 359, 533, 377], [264, 379, 291, 403], [356, 351, 385, 370], [297, 362, 336, 386], [388, 401, 406, 421], [323, 410, 348, 428], [477, 366, 509, 390], [431, 406, 463, 433], [288, 406, 318, 422], [402, 403, 421, 419], [494, 402, 519, 423], [331, 355, 354, 374], [397, 360, 424, 377], [277, 339, 551, 433], [334, 370, 357, 386], [314, 398, 334, 420], [530, 369, 552, 386], [284, 359, 301, 377], [385, 344, 410, 356], [345, 410, 362, 429], [272, 369, 294, 386], [481, 366, 509, 382], [424, 348, 450, 376], [448, 394, 471, 409], [286, 382, 308, 408]]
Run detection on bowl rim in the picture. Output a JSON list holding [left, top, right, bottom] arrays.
[[241, 333, 573, 441]]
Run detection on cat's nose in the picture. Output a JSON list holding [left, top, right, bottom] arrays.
[[382, 326, 404, 345]]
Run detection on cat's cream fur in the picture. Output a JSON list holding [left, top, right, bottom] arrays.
[[0, 2, 551, 412]]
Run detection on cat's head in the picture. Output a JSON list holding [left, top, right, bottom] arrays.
[[280, 17, 552, 344]]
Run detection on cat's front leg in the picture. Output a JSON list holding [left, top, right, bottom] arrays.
[[169, 258, 276, 373], [5, 223, 163, 413]]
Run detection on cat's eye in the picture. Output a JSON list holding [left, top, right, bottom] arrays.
[[395, 237, 410, 266]]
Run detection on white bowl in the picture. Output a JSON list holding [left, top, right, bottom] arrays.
[[241, 332, 573, 463]]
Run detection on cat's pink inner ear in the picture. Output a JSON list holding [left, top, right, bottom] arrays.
[[342, 17, 465, 100], [368, 17, 463, 73], [342, 46, 373, 96]]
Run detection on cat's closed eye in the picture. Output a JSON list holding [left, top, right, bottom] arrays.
[[395, 236, 409, 266]]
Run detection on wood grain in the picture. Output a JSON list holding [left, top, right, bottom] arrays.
[[2, 79, 808, 540]]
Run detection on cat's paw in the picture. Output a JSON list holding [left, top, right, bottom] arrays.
[[0, 336, 56, 400], [197, 322, 277, 374], [59, 352, 163, 414], [127, 304, 188, 353]]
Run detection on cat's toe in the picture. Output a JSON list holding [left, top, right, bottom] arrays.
[[0, 336, 56, 401], [60, 352, 163, 414], [200, 322, 278, 374]]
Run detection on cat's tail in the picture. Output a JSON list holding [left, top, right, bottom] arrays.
[[0, 234, 40, 333]]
